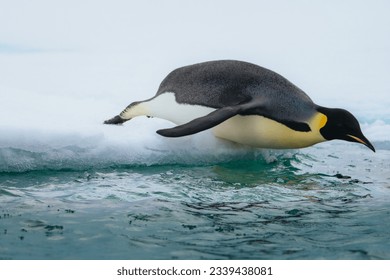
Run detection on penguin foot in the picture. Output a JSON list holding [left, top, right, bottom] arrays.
[[103, 115, 126, 125]]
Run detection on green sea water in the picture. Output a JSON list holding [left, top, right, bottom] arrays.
[[0, 141, 389, 260]]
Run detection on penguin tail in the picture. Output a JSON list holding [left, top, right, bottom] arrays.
[[103, 115, 127, 125]]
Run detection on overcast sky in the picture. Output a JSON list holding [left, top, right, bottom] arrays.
[[1, 0, 389, 109], [1, 1, 388, 54]]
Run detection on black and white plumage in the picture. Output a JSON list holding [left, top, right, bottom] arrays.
[[104, 60, 375, 152]]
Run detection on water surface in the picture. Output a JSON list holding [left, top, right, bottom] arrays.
[[1, 142, 389, 259]]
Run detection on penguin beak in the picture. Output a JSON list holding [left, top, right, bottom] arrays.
[[347, 134, 376, 152]]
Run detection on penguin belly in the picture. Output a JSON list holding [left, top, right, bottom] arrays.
[[212, 115, 326, 149]]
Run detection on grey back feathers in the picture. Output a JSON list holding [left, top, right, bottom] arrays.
[[156, 60, 316, 123]]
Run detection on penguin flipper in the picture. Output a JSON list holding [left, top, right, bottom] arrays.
[[156, 99, 264, 137]]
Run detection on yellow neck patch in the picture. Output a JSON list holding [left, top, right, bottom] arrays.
[[310, 112, 328, 131]]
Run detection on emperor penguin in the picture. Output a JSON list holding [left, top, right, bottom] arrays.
[[104, 60, 375, 152]]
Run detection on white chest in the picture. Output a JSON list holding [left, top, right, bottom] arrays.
[[143, 92, 214, 124]]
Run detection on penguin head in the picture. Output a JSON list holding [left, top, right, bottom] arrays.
[[317, 107, 375, 152]]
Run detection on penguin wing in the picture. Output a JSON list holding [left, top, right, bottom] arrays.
[[156, 98, 264, 137]]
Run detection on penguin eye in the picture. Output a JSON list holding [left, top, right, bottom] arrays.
[[336, 122, 344, 129], [336, 121, 354, 133], [335, 122, 352, 133]]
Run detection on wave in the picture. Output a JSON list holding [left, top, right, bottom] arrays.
[[0, 120, 289, 172]]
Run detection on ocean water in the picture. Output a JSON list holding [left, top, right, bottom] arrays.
[[1, 51, 390, 260], [0, 140, 389, 260]]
